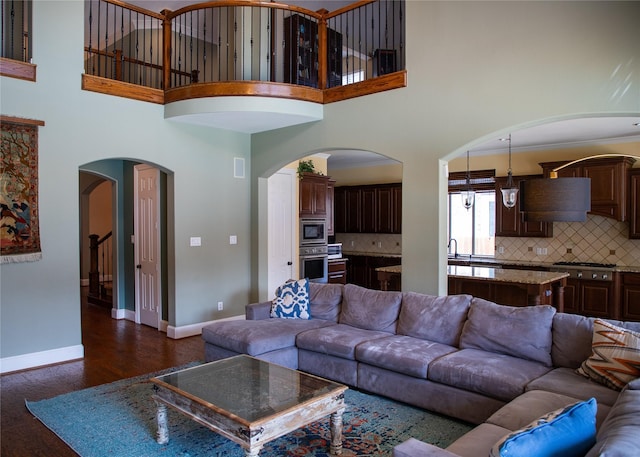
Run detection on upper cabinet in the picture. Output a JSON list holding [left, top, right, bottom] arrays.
[[334, 183, 402, 234], [540, 157, 635, 222], [327, 179, 336, 236], [629, 169, 640, 239], [299, 172, 329, 217], [495, 175, 553, 238]]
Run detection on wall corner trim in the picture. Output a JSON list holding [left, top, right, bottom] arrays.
[[0, 344, 84, 374]]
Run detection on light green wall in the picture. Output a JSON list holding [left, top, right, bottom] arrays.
[[251, 0, 640, 297], [1, 0, 639, 365], [0, 0, 252, 360]]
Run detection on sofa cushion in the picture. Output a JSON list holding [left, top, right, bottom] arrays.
[[428, 348, 552, 402], [308, 282, 343, 321], [487, 389, 610, 431], [296, 324, 390, 360], [355, 335, 458, 378], [585, 386, 640, 457], [270, 278, 310, 319], [459, 298, 555, 366], [397, 292, 472, 346], [577, 319, 640, 391], [446, 423, 512, 457], [201, 319, 335, 356], [339, 284, 402, 333], [551, 312, 595, 369], [526, 367, 620, 406], [489, 398, 596, 457]]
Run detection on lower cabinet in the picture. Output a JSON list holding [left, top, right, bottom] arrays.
[[562, 277, 619, 319], [346, 254, 401, 290], [620, 272, 640, 321], [328, 259, 347, 284]]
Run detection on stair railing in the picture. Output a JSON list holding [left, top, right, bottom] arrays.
[[88, 231, 112, 302]]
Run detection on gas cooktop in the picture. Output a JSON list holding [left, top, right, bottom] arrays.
[[552, 261, 616, 269]]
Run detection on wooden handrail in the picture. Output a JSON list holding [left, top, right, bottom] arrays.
[[80, 0, 407, 105]]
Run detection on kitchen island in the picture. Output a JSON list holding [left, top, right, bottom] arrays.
[[376, 265, 569, 311], [448, 265, 569, 310]]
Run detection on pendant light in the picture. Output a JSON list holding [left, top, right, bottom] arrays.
[[461, 150, 475, 210], [500, 134, 518, 208]]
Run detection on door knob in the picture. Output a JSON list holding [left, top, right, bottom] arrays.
[[136, 264, 142, 269], [287, 261, 293, 266]]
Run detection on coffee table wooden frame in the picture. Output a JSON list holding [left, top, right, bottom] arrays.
[[150, 356, 347, 456]]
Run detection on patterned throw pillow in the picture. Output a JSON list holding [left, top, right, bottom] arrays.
[[577, 319, 640, 390], [270, 279, 311, 319], [490, 398, 597, 457]]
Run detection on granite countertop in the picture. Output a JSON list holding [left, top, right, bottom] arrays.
[[449, 257, 640, 274], [447, 265, 569, 285], [375, 265, 402, 274]]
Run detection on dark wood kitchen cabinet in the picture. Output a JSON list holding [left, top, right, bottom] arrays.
[[328, 258, 347, 284], [629, 169, 640, 239], [334, 183, 402, 234], [541, 157, 635, 222], [495, 175, 552, 237], [620, 272, 640, 321], [327, 179, 335, 235], [299, 172, 328, 217], [346, 254, 400, 289], [563, 276, 619, 319]]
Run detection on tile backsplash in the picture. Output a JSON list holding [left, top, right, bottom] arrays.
[[496, 214, 640, 266], [336, 233, 402, 255]]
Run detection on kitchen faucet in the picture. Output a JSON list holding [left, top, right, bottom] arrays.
[[448, 238, 458, 258]]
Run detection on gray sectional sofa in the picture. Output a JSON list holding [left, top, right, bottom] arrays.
[[201, 283, 640, 456]]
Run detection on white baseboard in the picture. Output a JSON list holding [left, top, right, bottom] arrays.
[[0, 344, 85, 374], [111, 308, 136, 322], [167, 314, 245, 339]]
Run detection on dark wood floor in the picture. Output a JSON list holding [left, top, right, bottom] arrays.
[[0, 288, 204, 457]]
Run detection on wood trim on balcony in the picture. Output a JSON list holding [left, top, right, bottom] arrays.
[[165, 81, 323, 104], [323, 71, 407, 104], [0, 58, 37, 82], [82, 74, 164, 104]]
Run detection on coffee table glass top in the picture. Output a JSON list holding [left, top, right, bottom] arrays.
[[152, 355, 345, 423]]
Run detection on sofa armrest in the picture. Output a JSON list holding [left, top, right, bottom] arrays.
[[246, 301, 272, 320], [393, 439, 460, 457]]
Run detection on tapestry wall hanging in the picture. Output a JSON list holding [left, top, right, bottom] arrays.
[[1, 116, 45, 264]]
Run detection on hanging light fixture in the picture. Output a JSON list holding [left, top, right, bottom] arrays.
[[500, 134, 518, 208], [461, 150, 475, 210], [521, 154, 640, 222]]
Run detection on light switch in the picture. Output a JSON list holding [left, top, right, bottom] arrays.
[[230, 235, 238, 245], [190, 236, 201, 247]]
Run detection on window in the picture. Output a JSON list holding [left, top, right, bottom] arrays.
[[448, 169, 496, 257]]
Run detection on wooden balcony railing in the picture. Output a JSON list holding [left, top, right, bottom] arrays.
[[0, 0, 36, 81], [81, 0, 406, 105]]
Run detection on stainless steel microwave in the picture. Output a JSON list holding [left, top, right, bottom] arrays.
[[300, 218, 327, 246]]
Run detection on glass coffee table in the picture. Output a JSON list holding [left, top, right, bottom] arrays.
[[150, 355, 348, 456]]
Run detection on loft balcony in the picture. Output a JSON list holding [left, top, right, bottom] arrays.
[[1, 0, 406, 133]]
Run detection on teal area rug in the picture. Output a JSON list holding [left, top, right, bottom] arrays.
[[26, 364, 472, 456]]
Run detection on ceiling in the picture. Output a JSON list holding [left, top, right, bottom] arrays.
[[327, 117, 640, 170]]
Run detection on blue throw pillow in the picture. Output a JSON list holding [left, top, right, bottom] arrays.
[[270, 278, 311, 319], [490, 398, 597, 457]]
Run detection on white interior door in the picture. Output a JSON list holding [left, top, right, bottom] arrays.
[[134, 164, 161, 328], [267, 169, 296, 299]]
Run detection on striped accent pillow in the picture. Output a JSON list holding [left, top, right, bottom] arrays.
[[577, 319, 640, 390]]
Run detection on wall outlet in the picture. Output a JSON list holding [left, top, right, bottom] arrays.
[[377, 242, 382, 248], [217, 301, 223, 311]]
